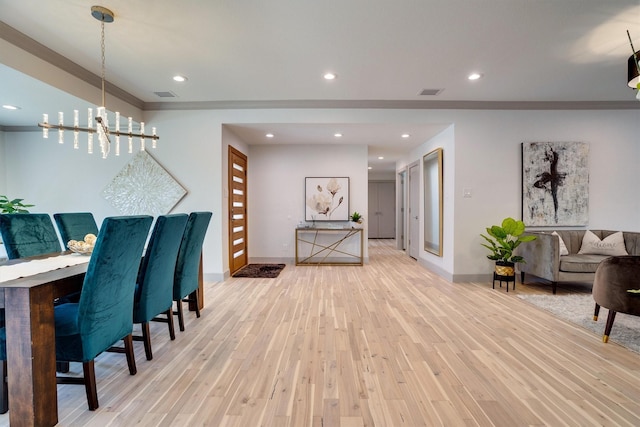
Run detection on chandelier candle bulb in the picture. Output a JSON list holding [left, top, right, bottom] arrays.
[[128, 116, 133, 154], [58, 112, 64, 144], [115, 112, 120, 155], [140, 122, 145, 151], [42, 114, 48, 139], [73, 110, 79, 149]]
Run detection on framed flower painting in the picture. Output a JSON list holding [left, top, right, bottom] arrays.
[[305, 177, 349, 221]]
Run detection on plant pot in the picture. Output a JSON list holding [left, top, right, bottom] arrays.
[[495, 261, 515, 277]]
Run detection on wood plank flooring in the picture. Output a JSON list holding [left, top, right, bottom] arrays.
[[2, 239, 640, 426]]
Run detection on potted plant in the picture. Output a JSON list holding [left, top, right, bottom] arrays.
[[349, 211, 363, 228], [0, 195, 34, 213], [480, 217, 536, 277]]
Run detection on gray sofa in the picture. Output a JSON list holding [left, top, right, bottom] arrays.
[[518, 230, 640, 294]]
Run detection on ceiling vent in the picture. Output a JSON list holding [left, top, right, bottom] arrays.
[[418, 88, 444, 96], [153, 91, 177, 98]]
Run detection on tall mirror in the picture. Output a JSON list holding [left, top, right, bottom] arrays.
[[423, 148, 443, 256]]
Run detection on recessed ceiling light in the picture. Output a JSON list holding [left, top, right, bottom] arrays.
[[323, 72, 337, 80], [2, 104, 20, 110], [173, 75, 188, 82], [401, 133, 410, 138], [334, 133, 343, 138], [468, 72, 483, 81], [368, 166, 372, 170], [265, 133, 274, 138], [378, 156, 384, 160]]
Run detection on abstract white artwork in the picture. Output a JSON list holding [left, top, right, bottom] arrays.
[[102, 151, 187, 216], [305, 177, 349, 221], [522, 142, 589, 226]]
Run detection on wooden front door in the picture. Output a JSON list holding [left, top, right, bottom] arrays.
[[228, 146, 248, 274]]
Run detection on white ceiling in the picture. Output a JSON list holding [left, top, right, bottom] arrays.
[[1, 0, 639, 171]]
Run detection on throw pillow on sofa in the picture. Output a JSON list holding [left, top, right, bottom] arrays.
[[552, 231, 569, 256], [578, 230, 628, 256]]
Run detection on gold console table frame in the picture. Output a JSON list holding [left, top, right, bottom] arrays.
[[295, 227, 364, 266]]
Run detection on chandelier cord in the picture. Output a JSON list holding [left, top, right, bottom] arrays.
[[100, 20, 106, 108]]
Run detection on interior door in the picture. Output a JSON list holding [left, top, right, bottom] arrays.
[[368, 181, 395, 238], [228, 146, 248, 274], [408, 162, 420, 259]]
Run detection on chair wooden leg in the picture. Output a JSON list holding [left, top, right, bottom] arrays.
[[593, 303, 601, 321], [185, 291, 200, 318], [176, 300, 185, 332], [123, 334, 137, 375], [603, 310, 617, 343], [56, 361, 70, 373], [0, 360, 7, 414], [141, 322, 153, 361], [166, 309, 176, 340], [82, 361, 99, 411]]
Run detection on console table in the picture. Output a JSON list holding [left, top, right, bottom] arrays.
[[295, 227, 363, 266]]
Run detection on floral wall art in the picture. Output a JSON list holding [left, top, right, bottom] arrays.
[[522, 142, 589, 226], [305, 177, 349, 221]]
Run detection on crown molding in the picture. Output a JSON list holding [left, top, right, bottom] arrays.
[[144, 99, 640, 111], [0, 21, 144, 110]]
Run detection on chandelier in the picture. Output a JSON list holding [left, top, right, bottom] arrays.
[[38, 6, 159, 159]]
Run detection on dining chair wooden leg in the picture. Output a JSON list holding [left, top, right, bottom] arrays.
[[176, 300, 185, 332], [189, 290, 201, 318], [141, 323, 153, 361], [166, 309, 176, 340], [593, 303, 601, 321], [123, 334, 137, 375], [82, 360, 99, 411], [0, 360, 7, 414]]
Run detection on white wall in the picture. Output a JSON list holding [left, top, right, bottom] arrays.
[[3, 107, 639, 283], [0, 130, 6, 194], [248, 143, 368, 262]]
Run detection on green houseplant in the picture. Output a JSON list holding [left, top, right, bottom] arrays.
[[480, 217, 536, 276], [349, 211, 363, 224], [0, 195, 34, 213]]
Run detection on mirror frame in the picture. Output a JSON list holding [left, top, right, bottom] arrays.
[[423, 147, 443, 256]]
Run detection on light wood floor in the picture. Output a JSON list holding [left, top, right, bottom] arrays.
[[2, 239, 640, 426]]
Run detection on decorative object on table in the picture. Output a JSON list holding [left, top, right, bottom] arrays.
[[54, 212, 99, 244], [627, 30, 640, 100], [480, 217, 537, 278], [37, 5, 159, 159], [305, 177, 349, 221], [232, 264, 286, 278], [102, 151, 187, 216], [349, 211, 363, 228], [0, 195, 33, 213], [67, 233, 97, 255], [521, 141, 589, 226]]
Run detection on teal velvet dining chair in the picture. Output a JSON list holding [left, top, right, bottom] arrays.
[[132, 214, 188, 360], [0, 329, 6, 414], [53, 212, 99, 248], [0, 213, 62, 259], [173, 211, 212, 331], [54, 215, 152, 410]]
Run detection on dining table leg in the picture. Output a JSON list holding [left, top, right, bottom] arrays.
[[5, 285, 58, 427]]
